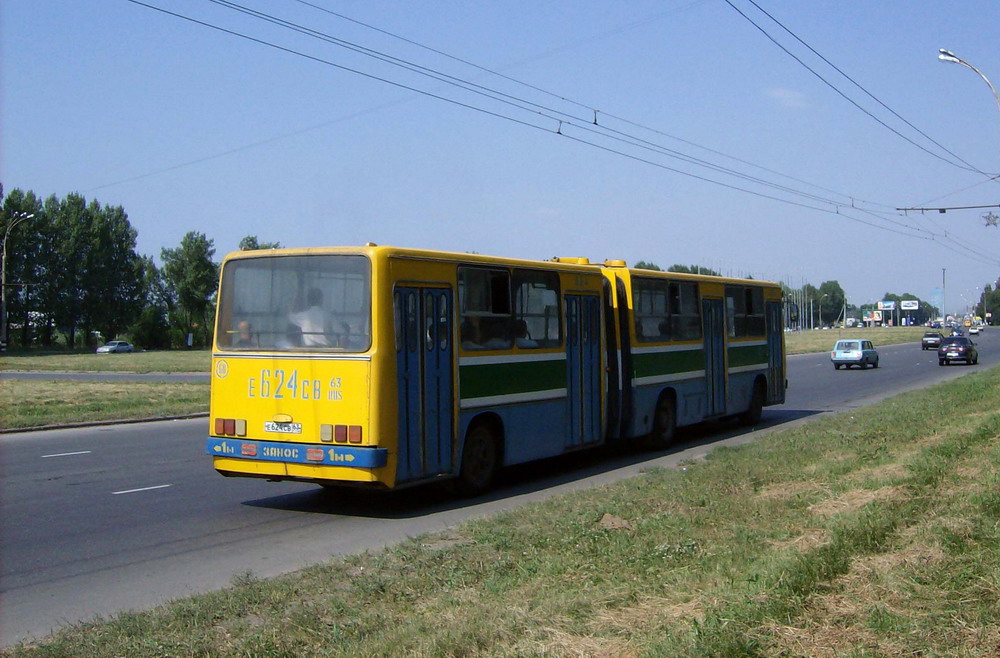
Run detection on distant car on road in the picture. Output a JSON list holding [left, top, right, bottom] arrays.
[[921, 331, 944, 350], [96, 340, 133, 354], [938, 336, 978, 366], [969, 326, 980, 335], [831, 339, 879, 370]]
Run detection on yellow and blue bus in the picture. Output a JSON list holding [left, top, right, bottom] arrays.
[[207, 245, 787, 494]]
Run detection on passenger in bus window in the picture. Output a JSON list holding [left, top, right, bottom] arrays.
[[460, 321, 480, 350], [289, 288, 329, 346], [235, 319, 254, 347], [481, 318, 511, 349], [514, 320, 538, 348]]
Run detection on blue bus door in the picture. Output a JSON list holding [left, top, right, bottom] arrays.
[[703, 298, 727, 416], [394, 287, 454, 482], [766, 301, 785, 404], [565, 294, 603, 448]]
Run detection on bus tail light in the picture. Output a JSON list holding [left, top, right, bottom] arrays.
[[321, 424, 363, 444], [214, 418, 247, 437]]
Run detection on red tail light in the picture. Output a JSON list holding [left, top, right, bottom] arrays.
[[214, 418, 246, 437]]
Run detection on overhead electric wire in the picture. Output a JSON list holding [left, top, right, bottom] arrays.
[[722, 0, 988, 176], [288, 0, 899, 214], [121, 0, 997, 260], [199, 0, 930, 231], [736, 0, 999, 183]]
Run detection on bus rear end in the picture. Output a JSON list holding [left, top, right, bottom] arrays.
[[206, 249, 391, 487]]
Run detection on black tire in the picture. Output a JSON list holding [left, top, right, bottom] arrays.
[[453, 423, 498, 496], [833, 363, 841, 370], [939, 358, 946, 366], [740, 379, 765, 426], [643, 395, 676, 450], [873, 359, 879, 369]]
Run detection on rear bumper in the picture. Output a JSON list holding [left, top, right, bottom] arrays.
[[206, 437, 388, 468]]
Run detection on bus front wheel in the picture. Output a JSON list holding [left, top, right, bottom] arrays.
[[454, 423, 498, 496]]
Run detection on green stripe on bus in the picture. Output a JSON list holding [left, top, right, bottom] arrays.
[[633, 348, 704, 379], [460, 359, 567, 400], [728, 343, 768, 368]]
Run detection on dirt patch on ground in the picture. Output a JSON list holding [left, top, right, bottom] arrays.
[[807, 486, 906, 518]]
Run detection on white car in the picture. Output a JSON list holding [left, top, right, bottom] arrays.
[[969, 326, 980, 335], [96, 340, 133, 353]]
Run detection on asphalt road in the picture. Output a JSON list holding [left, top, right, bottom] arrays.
[[2, 330, 996, 646]]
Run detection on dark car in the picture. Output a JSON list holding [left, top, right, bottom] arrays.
[[921, 331, 944, 350], [938, 336, 978, 365]]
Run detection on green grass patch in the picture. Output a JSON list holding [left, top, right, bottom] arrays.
[[0, 349, 211, 373], [784, 325, 927, 355], [0, 380, 209, 430], [5, 366, 1000, 656]]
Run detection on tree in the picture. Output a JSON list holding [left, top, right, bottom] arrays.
[[2, 188, 48, 347], [633, 260, 661, 271], [161, 232, 219, 348], [668, 264, 721, 276], [79, 201, 144, 341], [238, 235, 281, 251], [816, 281, 846, 327], [129, 256, 173, 349]]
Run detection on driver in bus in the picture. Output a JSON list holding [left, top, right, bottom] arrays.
[[288, 287, 330, 346]]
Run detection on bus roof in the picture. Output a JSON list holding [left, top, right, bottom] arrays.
[[221, 244, 780, 287]]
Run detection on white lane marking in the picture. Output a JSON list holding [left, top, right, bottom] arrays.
[[41, 451, 93, 458], [112, 484, 173, 495]]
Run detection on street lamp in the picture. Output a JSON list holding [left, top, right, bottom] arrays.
[[939, 49, 1000, 154], [1, 211, 35, 350], [818, 293, 829, 329]]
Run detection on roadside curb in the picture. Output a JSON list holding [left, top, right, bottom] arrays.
[[0, 413, 209, 435]]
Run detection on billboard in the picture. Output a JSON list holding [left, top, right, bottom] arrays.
[[900, 300, 919, 310], [877, 301, 896, 311]]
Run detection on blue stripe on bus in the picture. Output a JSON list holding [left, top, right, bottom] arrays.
[[206, 438, 387, 468]]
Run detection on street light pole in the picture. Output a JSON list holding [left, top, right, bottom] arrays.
[[1, 211, 35, 350], [939, 49, 1000, 156]]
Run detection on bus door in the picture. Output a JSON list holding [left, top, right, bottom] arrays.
[[602, 279, 621, 438], [565, 294, 602, 448], [703, 298, 726, 416], [394, 287, 454, 482], [765, 301, 785, 404]]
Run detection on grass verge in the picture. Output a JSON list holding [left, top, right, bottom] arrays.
[[784, 325, 927, 354], [0, 380, 209, 430], [0, 350, 211, 373], [5, 366, 1000, 656]]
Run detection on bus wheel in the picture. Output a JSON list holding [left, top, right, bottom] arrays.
[[643, 395, 676, 450], [454, 424, 498, 496], [740, 379, 765, 426]]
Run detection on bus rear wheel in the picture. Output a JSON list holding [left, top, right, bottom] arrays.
[[643, 395, 676, 450], [453, 423, 498, 496], [740, 379, 765, 426]]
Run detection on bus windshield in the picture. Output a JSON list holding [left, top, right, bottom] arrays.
[[216, 254, 371, 352]]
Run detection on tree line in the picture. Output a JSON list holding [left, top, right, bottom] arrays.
[[633, 261, 960, 327], [0, 185, 239, 350]]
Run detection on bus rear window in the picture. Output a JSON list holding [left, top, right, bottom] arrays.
[[217, 255, 371, 352]]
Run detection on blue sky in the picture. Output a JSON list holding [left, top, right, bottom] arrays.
[[3, 0, 999, 316]]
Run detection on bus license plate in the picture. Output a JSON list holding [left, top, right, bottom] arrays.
[[264, 421, 302, 434]]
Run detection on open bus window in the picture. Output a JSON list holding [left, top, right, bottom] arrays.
[[725, 285, 765, 338], [513, 269, 560, 348], [458, 267, 512, 350], [217, 254, 371, 352]]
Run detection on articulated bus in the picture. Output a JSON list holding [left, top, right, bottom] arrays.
[[207, 245, 788, 494]]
